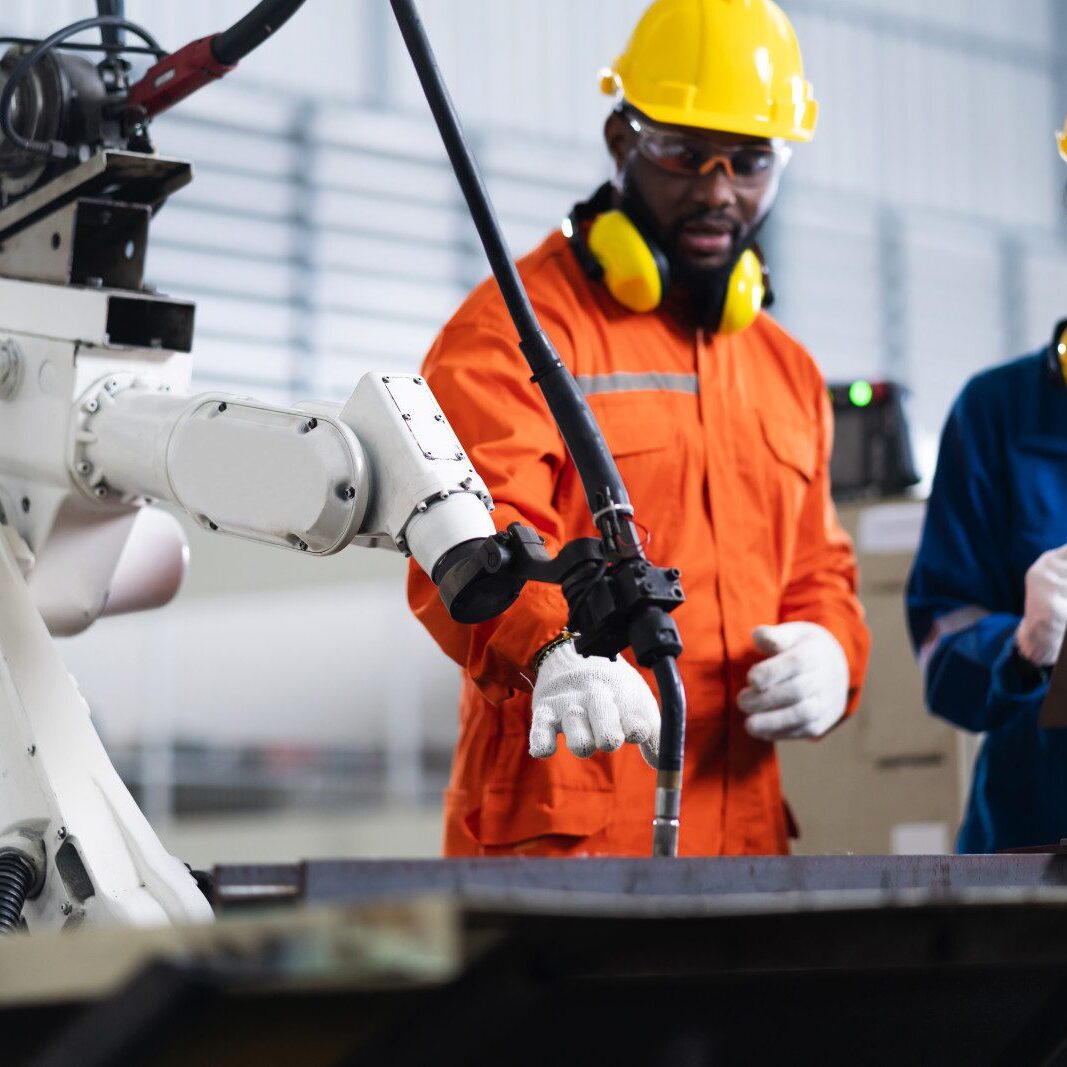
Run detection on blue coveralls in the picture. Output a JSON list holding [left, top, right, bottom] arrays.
[[907, 350, 1067, 852]]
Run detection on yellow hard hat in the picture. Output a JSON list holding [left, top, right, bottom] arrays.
[[1058, 118, 1067, 163], [600, 0, 817, 142]]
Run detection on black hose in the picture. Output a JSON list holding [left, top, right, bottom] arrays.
[[211, 0, 308, 66], [388, 0, 633, 532], [0, 851, 36, 932], [96, 1, 126, 50], [653, 656, 687, 775], [388, 0, 688, 856]]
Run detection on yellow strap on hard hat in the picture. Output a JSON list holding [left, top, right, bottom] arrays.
[[600, 0, 817, 142]]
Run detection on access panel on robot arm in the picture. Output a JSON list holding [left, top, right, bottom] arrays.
[[0, 6, 500, 927]]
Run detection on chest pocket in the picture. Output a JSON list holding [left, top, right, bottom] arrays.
[[750, 409, 817, 573], [584, 394, 683, 543], [758, 410, 817, 484]]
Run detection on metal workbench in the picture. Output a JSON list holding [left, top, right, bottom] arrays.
[[11, 855, 1067, 1066]]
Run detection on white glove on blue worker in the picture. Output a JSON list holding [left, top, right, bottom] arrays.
[[738, 622, 849, 741], [529, 642, 660, 767], [1016, 546, 1067, 668]]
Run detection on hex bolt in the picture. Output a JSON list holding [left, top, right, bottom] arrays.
[[438, 490, 449, 500], [460, 477, 473, 489], [668, 568, 681, 580], [416, 502, 428, 513]]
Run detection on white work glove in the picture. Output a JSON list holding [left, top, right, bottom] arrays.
[[529, 641, 660, 767], [1016, 546, 1067, 667], [737, 622, 849, 741]]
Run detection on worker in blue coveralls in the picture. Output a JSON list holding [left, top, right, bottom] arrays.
[[906, 123, 1067, 853]]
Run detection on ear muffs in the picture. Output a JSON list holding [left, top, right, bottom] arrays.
[[1049, 318, 1067, 388], [565, 185, 770, 334], [586, 209, 669, 314]]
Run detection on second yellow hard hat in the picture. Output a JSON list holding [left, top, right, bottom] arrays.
[[601, 0, 818, 142]]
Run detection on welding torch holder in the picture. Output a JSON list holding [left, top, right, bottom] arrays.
[[437, 521, 684, 666]]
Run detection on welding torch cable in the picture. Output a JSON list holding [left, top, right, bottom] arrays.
[[211, 0, 308, 65], [388, 0, 687, 857], [387, 0, 632, 535]]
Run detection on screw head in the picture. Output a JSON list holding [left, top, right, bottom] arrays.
[[208, 520, 218, 531], [305, 418, 317, 431], [381, 376, 390, 383], [297, 540, 308, 551], [85, 399, 98, 413], [218, 402, 227, 413], [57, 826, 67, 840], [27, 744, 35, 755], [76, 461, 91, 475], [413, 377, 423, 385], [434, 414, 445, 422], [61, 902, 72, 916], [94, 485, 108, 498], [20, 496, 29, 513], [454, 452, 464, 460], [402, 413, 412, 421]]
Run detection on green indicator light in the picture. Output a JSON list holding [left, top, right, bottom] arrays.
[[849, 380, 874, 408]]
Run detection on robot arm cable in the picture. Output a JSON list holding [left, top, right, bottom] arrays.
[[211, 0, 309, 66]]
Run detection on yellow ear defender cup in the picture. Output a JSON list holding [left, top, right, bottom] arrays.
[[718, 247, 765, 335], [565, 185, 771, 331], [1047, 318, 1067, 388], [586, 209, 668, 314]]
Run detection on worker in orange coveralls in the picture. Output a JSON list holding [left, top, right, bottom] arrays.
[[408, 0, 870, 857]]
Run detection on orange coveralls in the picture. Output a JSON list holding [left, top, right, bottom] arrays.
[[408, 229, 869, 857]]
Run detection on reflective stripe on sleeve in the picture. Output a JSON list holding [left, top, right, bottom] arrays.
[[576, 372, 699, 396], [918, 605, 992, 676]]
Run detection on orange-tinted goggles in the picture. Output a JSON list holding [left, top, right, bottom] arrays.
[[625, 110, 790, 185]]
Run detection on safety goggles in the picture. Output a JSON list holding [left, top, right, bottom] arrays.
[[624, 109, 791, 185]]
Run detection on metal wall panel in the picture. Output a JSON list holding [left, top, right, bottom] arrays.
[[903, 220, 1006, 439]]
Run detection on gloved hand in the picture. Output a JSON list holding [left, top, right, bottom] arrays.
[[529, 641, 660, 767], [1016, 546, 1067, 667], [738, 622, 849, 741]]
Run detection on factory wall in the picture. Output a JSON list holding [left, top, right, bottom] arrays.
[[6, 1, 1066, 842]]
